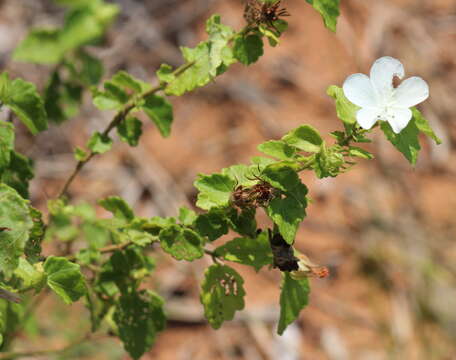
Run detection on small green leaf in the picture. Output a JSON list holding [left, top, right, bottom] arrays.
[[381, 120, 420, 165], [348, 146, 373, 159], [327, 85, 358, 126], [44, 256, 86, 304], [233, 35, 264, 65], [0, 184, 33, 277], [12, 258, 45, 292], [305, 0, 340, 32], [114, 290, 166, 360], [215, 232, 272, 271], [117, 116, 142, 146], [24, 207, 45, 264], [282, 125, 323, 153], [87, 132, 113, 154], [141, 94, 173, 138], [99, 196, 134, 222], [0, 122, 14, 169], [261, 163, 304, 194], [258, 140, 296, 160], [312, 143, 345, 178], [412, 107, 442, 145], [77, 50, 104, 86], [277, 272, 310, 335], [110, 71, 151, 94], [0, 151, 34, 199], [0, 73, 48, 134], [194, 173, 235, 211], [156, 64, 175, 84], [13, 29, 63, 64], [178, 207, 197, 226], [194, 209, 229, 241], [226, 208, 257, 238], [73, 147, 88, 161], [159, 225, 204, 261], [92, 81, 128, 110], [200, 264, 245, 329]]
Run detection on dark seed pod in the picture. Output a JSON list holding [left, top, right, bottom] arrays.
[[268, 229, 299, 272], [244, 0, 290, 31]]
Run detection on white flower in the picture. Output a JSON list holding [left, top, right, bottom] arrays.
[[343, 56, 429, 134]]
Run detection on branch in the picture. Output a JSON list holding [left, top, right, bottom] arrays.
[[57, 61, 195, 198]]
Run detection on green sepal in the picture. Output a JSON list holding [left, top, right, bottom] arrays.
[[412, 107, 442, 145], [381, 120, 420, 165]]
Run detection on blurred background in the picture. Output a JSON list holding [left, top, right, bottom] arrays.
[[1, 0, 456, 359]]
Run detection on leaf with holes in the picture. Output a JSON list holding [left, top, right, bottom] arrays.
[[114, 290, 166, 360], [200, 264, 246, 329], [277, 272, 310, 335]]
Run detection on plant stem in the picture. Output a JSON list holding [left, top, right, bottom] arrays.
[[57, 61, 195, 198]]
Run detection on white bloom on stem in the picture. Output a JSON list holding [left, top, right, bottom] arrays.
[[342, 56, 429, 134]]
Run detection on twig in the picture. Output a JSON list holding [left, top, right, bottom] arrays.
[[57, 61, 195, 198]]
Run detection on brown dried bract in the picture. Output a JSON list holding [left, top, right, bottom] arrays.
[[244, 0, 290, 30], [230, 173, 277, 210]]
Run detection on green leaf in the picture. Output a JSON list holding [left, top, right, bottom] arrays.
[[258, 140, 296, 160], [0, 185, 33, 277], [200, 264, 245, 329], [215, 232, 272, 271], [77, 50, 104, 86], [0, 73, 48, 135], [312, 143, 345, 178], [114, 290, 166, 360], [348, 146, 374, 159], [73, 147, 88, 161], [206, 15, 236, 75], [233, 35, 264, 65], [261, 163, 304, 194], [194, 209, 229, 241], [412, 107, 442, 145], [43, 256, 86, 304], [24, 207, 45, 264], [12, 258, 45, 292], [92, 81, 128, 110], [0, 122, 14, 169], [165, 43, 213, 96], [99, 196, 134, 222], [13, 29, 64, 64], [282, 125, 323, 153], [156, 64, 175, 84], [110, 71, 151, 94], [117, 116, 142, 146], [277, 272, 310, 335], [159, 225, 204, 261], [226, 208, 257, 238], [178, 207, 197, 226], [194, 173, 235, 211], [327, 85, 358, 126], [305, 0, 340, 32], [381, 120, 420, 165], [0, 151, 34, 199], [87, 132, 113, 154], [141, 94, 173, 138]]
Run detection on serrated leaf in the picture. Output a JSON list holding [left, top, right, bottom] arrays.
[[381, 120, 420, 165], [0, 151, 34, 199], [258, 140, 296, 160], [194, 173, 235, 211], [87, 132, 112, 154], [99, 196, 134, 222], [0, 122, 14, 169], [226, 208, 257, 238], [92, 81, 128, 110], [44, 256, 86, 304], [412, 107, 442, 145], [141, 94, 173, 138], [114, 290, 166, 360], [165, 43, 213, 96], [12, 258, 45, 292], [178, 207, 197, 226], [159, 225, 204, 261], [282, 125, 323, 153], [110, 71, 151, 94], [0, 74, 48, 135], [194, 209, 229, 241], [117, 116, 142, 146], [327, 85, 358, 126], [278, 272, 310, 335], [215, 232, 272, 271], [206, 15, 235, 75], [233, 35, 264, 65], [305, 0, 340, 32], [0, 185, 33, 277], [24, 207, 44, 264], [156, 64, 175, 84], [200, 264, 245, 329], [261, 163, 304, 194]]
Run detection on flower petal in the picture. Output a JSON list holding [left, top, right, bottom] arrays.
[[343, 73, 378, 107], [370, 56, 404, 102], [394, 76, 429, 108], [356, 107, 381, 130], [388, 107, 412, 134]]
